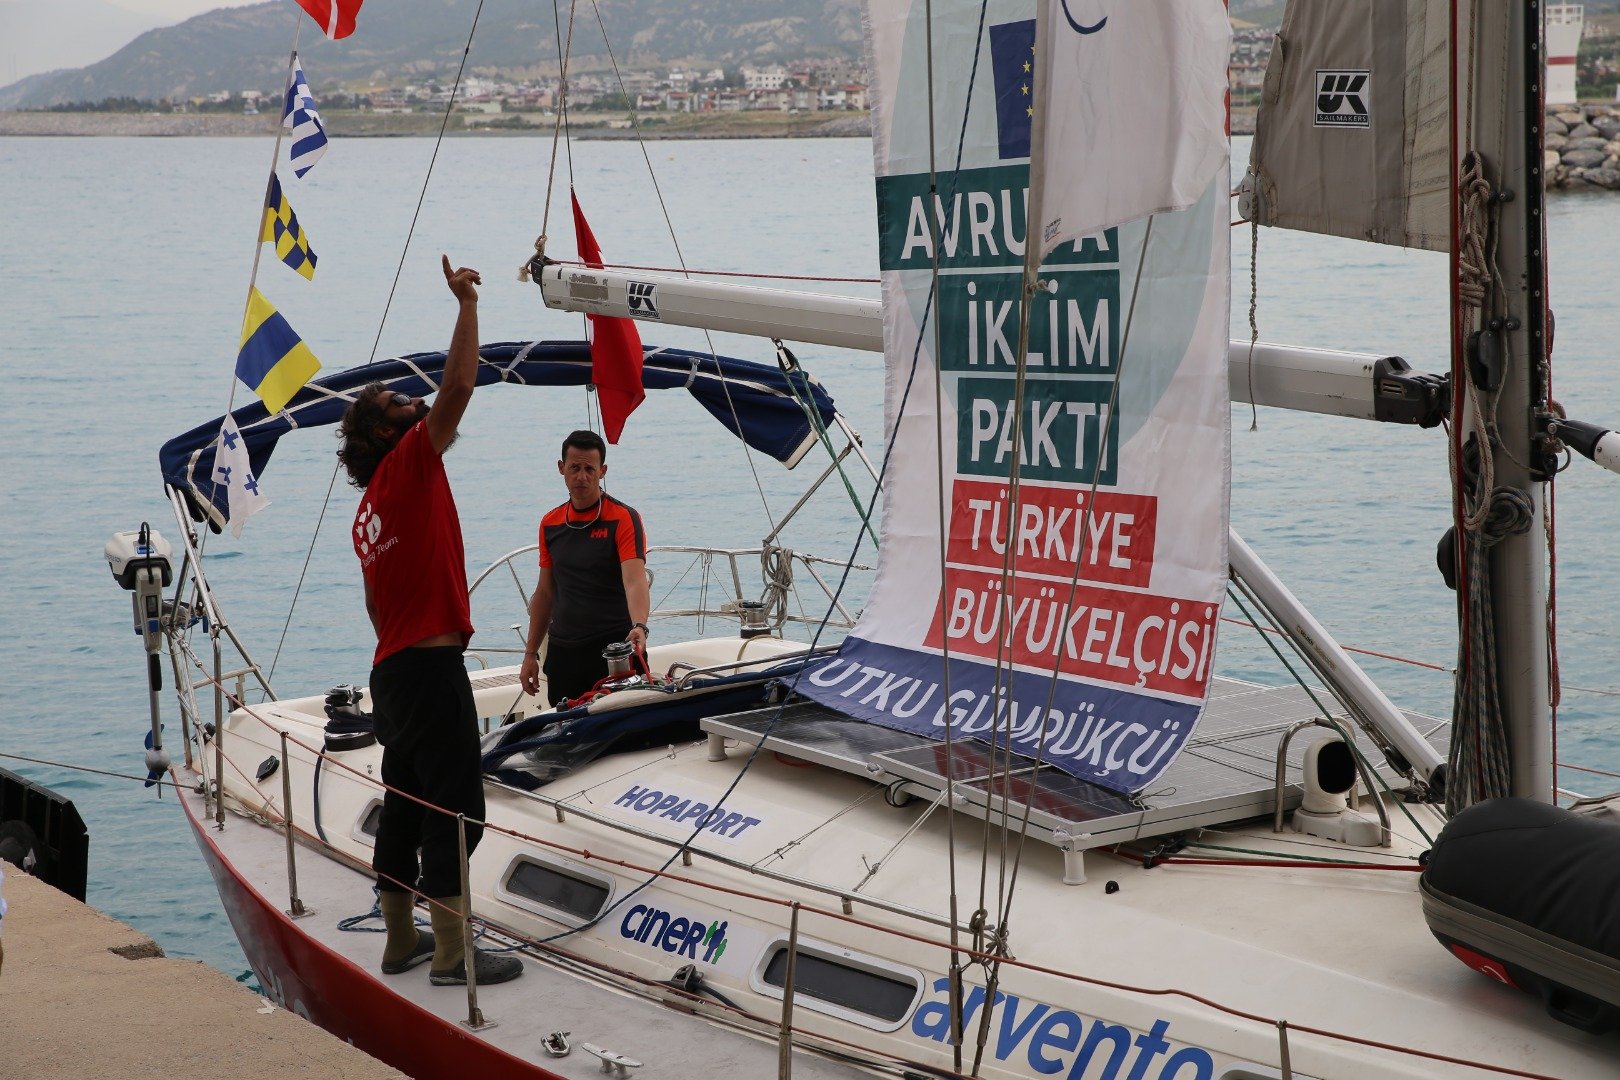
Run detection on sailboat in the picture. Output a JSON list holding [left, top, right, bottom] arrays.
[[108, 1, 1620, 1076]]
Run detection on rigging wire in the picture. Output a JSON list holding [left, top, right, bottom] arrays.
[[920, 8, 964, 1047], [195, 11, 302, 568], [912, 0, 1004, 1064], [1224, 585, 1438, 845], [492, 0, 1005, 959], [264, 1, 491, 687], [585, 0, 784, 537], [979, 217, 1162, 1058]]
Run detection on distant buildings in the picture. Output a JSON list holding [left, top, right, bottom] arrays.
[[343, 60, 872, 117]]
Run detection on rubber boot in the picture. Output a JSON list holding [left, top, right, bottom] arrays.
[[378, 890, 434, 974], [428, 892, 468, 976], [427, 893, 523, 986]]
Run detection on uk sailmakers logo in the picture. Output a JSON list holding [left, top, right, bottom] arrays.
[[626, 280, 661, 320], [1315, 70, 1371, 128]]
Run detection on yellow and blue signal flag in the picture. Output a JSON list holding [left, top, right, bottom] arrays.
[[236, 288, 320, 414], [260, 173, 317, 280]]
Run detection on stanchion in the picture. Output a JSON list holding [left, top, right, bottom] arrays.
[[777, 902, 801, 1079], [213, 636, 225, 830], [280, 732, 312, 919], [457, 812, 492, 1030]]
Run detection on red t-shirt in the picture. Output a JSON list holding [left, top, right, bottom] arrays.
[[354, 421, 474, 665]]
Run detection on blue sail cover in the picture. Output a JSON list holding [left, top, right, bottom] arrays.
[[160, 341, 839, 528]]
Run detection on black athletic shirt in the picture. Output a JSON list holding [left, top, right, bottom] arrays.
[[537, 493, 647, 645]]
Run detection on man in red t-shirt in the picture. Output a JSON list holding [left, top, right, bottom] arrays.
[[337, 255, 520, 988], [518, 429, 651, 706]]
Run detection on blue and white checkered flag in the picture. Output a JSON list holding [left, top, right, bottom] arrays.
[[282, 54, 328, 178]]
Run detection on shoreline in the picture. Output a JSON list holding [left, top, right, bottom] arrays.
[[0, 108, 1266, 139], [0, 109, 878, 139]]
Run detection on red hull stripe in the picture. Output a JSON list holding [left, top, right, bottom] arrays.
[[181, 790, 560, 1079]]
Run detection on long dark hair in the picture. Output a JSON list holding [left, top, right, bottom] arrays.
[[336, 382, 393, 489]]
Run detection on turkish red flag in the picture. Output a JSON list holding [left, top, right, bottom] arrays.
[[571, 191, 645, 444], [293, 0, 363, 39]]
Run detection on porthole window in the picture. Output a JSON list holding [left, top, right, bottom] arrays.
[[751, 938, 923, 1030], [353, 800, 383, 845], [500, 855, 613, 924]]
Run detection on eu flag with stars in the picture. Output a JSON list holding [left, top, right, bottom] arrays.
[[236, 288, 320, 414], [989, 19, 1036, 160], [260, 173, 316, 280], [282, 55, 328, 178]]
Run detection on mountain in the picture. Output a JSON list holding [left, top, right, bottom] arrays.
[[0, 0, 865, 110]]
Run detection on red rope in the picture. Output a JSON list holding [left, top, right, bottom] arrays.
[[1148, 855, 1420, 873], [1219, 616, 1449, 671], [1558, 761, 1620, 781]]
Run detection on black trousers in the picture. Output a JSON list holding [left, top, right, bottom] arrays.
[[368, 645, 485, 898], [543, 628, 629, 706]]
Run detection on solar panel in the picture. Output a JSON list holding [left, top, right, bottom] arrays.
[[702, 677, 1448, 854]]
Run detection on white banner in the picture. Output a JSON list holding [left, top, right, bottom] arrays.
[[802, 0, 1230, 793]]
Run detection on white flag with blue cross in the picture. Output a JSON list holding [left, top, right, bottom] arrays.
[[215, 416, 270, 537]]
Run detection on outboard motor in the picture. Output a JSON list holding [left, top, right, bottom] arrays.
[[106, 524, 174, 786]]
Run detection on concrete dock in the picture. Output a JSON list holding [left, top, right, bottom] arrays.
[[0, 871, 403, 1078]]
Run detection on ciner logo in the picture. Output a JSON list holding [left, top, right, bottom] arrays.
[[620, 904, 729, 964], [1315, 70, 1370, 128]]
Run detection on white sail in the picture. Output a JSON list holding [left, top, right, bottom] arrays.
[[802, 0, 1230, 794]]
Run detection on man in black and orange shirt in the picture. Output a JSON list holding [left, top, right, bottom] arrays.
[[519, 429, 651, 706]]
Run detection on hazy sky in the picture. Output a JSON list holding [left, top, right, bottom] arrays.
[[1, 0, 268, 87], [116, 0, 261, 15]]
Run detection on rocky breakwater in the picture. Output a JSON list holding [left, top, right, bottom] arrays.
[[1546, 105, 1620, 191]]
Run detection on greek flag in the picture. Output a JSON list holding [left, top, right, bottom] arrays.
[[282, 55, 328, 178], [215, 416, 270, 537], [261, 173, 316, 279]]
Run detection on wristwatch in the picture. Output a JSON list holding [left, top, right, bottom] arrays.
[[631, 622, 650, 636]]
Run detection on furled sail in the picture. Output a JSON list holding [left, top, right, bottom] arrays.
[[160, 342, 839, 531], [802, 0, 1230, 794], [1240, 0, 1451, 251]]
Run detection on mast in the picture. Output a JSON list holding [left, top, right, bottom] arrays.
[[1454, 1, 1553, 801]]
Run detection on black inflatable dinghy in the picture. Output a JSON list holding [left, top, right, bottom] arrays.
[[1421, 796, 1620, 1033]]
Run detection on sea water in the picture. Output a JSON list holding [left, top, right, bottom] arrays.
[[2, 134, 1618, 978]]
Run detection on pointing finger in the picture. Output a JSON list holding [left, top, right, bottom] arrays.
[[442, 253, 453, 279]]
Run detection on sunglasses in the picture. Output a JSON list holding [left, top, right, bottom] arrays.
[[386, 392, 413, 407]]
